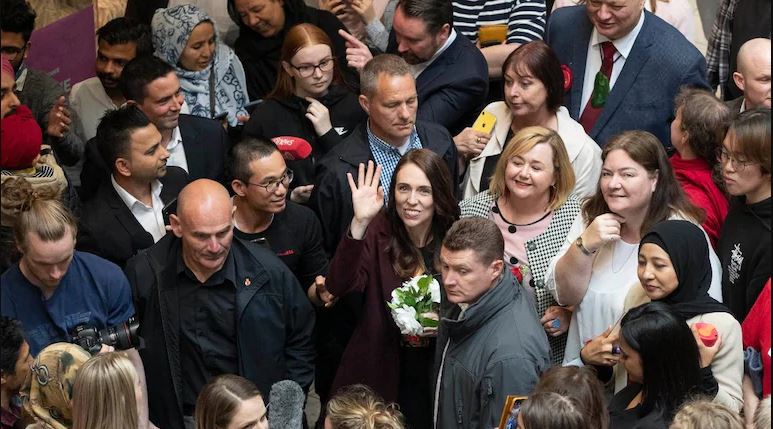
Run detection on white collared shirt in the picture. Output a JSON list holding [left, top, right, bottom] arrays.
[[165, 126, 189, 173], [111, 175, 167, 243], [580, 11, 646, 113], [411, 29, 458, 78]]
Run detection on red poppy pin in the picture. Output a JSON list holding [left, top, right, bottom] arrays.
[[561, 65, 573, 93], [510, 265, 523, 284]]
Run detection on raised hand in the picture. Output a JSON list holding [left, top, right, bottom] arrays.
[[580, 213, 625, 254], [304, 97, 333, 136], [319, 0, 349, 17], [347, 160, 383, 239], [350, 0, 377, 23], [46, 96, 71, 139], [338, 29, 373, 73]]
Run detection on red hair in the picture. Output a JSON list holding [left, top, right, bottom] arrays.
[[266, 23, 346, 100]]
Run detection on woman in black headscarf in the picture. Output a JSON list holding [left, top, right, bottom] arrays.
[[617, 219, 744, 412], [227, 0, 359, 101]]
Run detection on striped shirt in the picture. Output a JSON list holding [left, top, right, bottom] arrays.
[[453, 0, 547, 44], [366, 121, 422, 205]]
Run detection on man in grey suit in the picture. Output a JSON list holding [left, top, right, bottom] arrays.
[[545, 0, 709, 147]]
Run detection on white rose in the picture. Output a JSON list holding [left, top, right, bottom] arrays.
[[404, 276, 421, 292], [390, 288, 402, 306], [392, 305, 422, 335], [428, 278, 441, 303]]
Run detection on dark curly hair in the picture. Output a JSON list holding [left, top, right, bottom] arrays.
[[0, 317, 25, 375], [0, 0, 36, 43]]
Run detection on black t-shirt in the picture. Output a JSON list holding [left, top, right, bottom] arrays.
[[177, 252, 238, 411], [233, 201, 329, 290]]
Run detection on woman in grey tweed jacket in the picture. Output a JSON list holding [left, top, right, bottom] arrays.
[[459, 126, 586, 364]]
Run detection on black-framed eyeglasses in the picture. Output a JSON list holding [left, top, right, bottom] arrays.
[[290, 57, 335, 78], [247, 169, 294, 193], [716, 147, 753, 171], [0, 44, 27, 61]]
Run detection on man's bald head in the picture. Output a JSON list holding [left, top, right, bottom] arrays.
[[172, 179, 235, 281], [734, 38, 771, 109], [177, 179, 233, 223]]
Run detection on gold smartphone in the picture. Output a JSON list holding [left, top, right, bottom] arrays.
[[498, 395, 528, 429], [472, 110, 497, 134], [479, 24, 508, 47]]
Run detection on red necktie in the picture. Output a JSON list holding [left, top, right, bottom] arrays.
[[579, 41, 617, 134]]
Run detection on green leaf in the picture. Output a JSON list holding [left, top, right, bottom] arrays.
[[418, 317, 439, 328]]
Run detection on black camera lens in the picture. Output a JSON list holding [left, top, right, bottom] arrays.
[[99, 317, 140, 350], [69, 318, 140, 355]]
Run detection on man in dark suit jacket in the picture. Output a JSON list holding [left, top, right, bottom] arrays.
[[546, 2, 709, 147], [77, 105, 188, 268], [312, 55, 458, 255], [79, 55, 228, 201], [339, 0, 488, 137]]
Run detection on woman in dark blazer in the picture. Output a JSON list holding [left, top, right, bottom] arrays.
[[321, 149, 459, 428]]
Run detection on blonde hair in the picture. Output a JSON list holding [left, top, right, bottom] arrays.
[[2, 177, 76, 251], [488, 126, 575, 211], [668, 398, 743, 429], [71, 352, 139, 429], [326, 384, 405, 429], [1, 176, 64, 228]]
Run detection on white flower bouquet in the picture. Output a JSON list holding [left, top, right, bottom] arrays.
[[387, 274, 441, 338]]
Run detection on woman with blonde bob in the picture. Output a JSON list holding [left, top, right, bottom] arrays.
[[460, 126, 581, 363], [324, 384, 405, 429], [72, 352, 139, 429], [546, 130, 724, 368], [243, 23, 365, 200], [195, 374, 268, 429]]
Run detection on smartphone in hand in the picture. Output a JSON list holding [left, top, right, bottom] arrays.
[[472, 110, 497, 134]]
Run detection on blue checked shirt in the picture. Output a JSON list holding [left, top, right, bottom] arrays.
[[366, 121, 422, 205]]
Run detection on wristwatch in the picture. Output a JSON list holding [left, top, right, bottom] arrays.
[[575, 236, 597, 256]]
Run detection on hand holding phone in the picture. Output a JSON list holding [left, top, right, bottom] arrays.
[[472, 110, 497, 134]]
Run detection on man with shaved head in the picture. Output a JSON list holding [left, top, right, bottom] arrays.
[[727, 38, 771, 116], [125, 179, 315, 429]]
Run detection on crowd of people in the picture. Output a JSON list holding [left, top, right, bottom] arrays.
[[0, 0, 770, 427]]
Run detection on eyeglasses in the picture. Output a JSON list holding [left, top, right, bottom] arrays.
[[247, 169, 294, 193], [290, 57, 335, 78], [716, 147, 753, 171], [0, 44, 27, 61]]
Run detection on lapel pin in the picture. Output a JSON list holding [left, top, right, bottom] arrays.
[[244, 278, 251, 286]]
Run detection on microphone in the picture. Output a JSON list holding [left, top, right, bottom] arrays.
[[271, 136, 312, 160], [268, 379, 305, 429]]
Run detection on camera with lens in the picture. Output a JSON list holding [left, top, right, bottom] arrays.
[[69, 317, 140, 355]]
